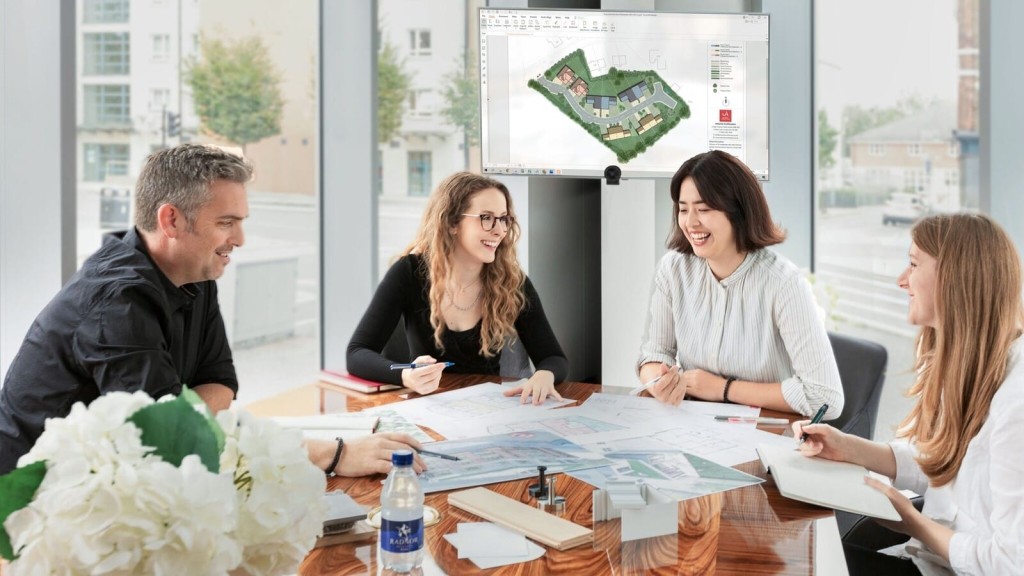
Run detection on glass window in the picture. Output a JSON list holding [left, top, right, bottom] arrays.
[[815, 0, 980, 441], [149, 88, 170, 111], [152, 34, 170, 61], [409, 29, 432, 56], [407, 151, 432, 197], [75, 1, 321, 407], [83, 0, 129, 24], [83, 143, 130, 182], [377, 0, 483, 279], [83, 33, 130, 75], [83, 84, 130, 126]]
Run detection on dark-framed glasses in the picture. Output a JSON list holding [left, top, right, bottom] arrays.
[[462, 213, 515, 232]]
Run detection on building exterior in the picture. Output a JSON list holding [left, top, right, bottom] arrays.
[[846, 102, 961, 213], [378, 0, 470, 199], [76, 0, 199, 248]]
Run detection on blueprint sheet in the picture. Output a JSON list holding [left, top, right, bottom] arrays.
[[415, 430, 609, 493], [360, 382, 575, 438]]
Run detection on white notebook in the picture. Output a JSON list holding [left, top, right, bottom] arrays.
[[757, 444, 900, 521]]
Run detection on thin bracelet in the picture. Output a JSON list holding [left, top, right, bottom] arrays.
[[325, 437, 344, 477], [723, 377, 737, 403]]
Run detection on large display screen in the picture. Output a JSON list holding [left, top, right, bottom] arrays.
[[479, 9, 770, 180]]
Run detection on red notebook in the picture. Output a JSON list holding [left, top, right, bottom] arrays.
[[318, 369, 402, 394]]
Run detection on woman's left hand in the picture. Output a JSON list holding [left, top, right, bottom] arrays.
[[503, 371, 560, 405], [681, 369, 727, 401], [863, 475, 922, 536]]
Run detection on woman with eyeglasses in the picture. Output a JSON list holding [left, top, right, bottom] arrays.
[[638, 150, 844, 418], [347, 172, 568, 403]]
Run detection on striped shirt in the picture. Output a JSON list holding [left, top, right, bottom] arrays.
[[637, 248, 844, 419]]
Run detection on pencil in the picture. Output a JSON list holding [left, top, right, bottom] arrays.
[[417, 448, 460, 461]]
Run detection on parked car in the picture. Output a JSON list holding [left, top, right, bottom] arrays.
[[882, 193, 926, 225]]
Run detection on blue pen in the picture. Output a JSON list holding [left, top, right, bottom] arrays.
[[799, 403, 829, 443], [389, 362, 455, 370]]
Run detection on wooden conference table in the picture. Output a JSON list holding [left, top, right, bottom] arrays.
[[247, 374, 842, 575]]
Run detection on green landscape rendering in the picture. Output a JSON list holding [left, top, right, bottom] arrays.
[[528, 48, 690, 163]]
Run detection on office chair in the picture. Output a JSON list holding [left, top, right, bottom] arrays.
[[826, 331, 890, 539], [827, 331, 888, 440]]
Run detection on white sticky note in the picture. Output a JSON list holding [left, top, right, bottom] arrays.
[[454, 522, 530, 558], [444, 531, 545, 569]]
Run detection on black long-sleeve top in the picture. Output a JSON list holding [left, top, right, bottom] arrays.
[[346, 254, 568, 385], [0, 228, 237, 474]]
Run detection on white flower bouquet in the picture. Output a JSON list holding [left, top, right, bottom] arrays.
[[0, 389, 327, 575]]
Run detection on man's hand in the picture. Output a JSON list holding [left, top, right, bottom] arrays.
[[336, 433, 426, 477]]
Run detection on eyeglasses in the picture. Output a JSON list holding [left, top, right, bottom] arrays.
[[462, 213, 515, 232]]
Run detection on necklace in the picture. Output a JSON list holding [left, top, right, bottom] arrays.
[[448, 289, 479, 311], [448, 277, 482, 311]]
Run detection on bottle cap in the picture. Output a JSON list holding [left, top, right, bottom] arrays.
[[391, 449, 413, 466]]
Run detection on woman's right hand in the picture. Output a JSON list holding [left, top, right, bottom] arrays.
[[792, 421, 854, 462], [642, 363, 684, 405], [400, 355, 447, 394]]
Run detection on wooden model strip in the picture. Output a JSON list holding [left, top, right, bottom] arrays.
[[447, 487, 593, 551]]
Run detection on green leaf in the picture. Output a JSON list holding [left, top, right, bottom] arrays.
[[179, 387, 226, 455], [0, 460, 47, 560], [129, 394, 220, 473]]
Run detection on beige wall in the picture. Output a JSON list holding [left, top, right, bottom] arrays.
[[197, 0, 317, 196], [850, 141, 958, 169]]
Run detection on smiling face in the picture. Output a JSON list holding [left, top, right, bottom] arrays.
[[897, 241, 938, 328], [451, 187, 508, 267], [175, 178, 248, 284], [677, 177, 743, 276]]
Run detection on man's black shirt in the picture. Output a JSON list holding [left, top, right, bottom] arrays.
[[0, 228, 237, 473]]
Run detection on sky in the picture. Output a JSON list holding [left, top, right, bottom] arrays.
[[816, 0, 960, 124]]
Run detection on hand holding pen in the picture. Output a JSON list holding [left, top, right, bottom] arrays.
[[792, 404, 854, 459], [395, 356, 451, 395], [634, 363, 684, 405]]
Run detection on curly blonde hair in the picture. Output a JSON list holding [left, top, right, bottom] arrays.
[[899, 214, 1023, 486], [403, 172, 525, 357]]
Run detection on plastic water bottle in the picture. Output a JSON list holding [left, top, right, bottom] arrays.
[[380, 450, 424, 572]]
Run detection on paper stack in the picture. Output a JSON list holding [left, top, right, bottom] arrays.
[[443, 522, 545, 569], [271, 413, 379, 441]]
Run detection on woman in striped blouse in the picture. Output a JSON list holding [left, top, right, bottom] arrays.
[[637, 150, 844, 418]]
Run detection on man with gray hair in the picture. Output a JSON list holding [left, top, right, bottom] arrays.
[[0, 144, 423, 477]]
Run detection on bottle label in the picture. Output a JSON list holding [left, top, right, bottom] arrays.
[[381, 517, 424, 553]]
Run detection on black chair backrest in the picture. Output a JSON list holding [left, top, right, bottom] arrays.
[[827, 332, 888, 440]]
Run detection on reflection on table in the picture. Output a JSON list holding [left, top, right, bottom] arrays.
[[247, 374, 840, 575]]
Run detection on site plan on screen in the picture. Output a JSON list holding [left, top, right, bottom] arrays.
[[480, 10, 769, 179]]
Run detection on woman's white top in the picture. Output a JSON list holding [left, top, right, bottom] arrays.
[[889, 338, 1024, 575], [637, 248, 843, 419]]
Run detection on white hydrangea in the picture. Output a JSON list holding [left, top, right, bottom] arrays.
[[5, 391, 242, 575], [4, 393, 327, 576], [218, 410, 328, 575]]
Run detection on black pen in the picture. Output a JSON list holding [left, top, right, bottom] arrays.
[[799, 403, 829, 443], [417, 448, 460, 461]]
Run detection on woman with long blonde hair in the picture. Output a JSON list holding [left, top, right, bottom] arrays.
[[796, 213, 1024, 575], [347, 172, 568, 402]]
